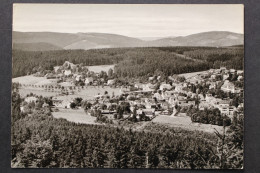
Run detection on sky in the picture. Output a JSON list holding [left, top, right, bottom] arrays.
[[13, 4, 244, 38]]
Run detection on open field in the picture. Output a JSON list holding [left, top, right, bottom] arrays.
[[178, 70, 208, 79], [52, 108, 98, 125], [18, 85, 122, 99], [87, 64, 115, 73], [12, 75, 47, 85], [152, 115, 223, 133]]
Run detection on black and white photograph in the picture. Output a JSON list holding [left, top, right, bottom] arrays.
[[11, 4, 244, 169]]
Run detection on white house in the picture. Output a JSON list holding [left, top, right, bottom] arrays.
[[230, 69, 236, 74], [148, 76, 154, 81], [175, 84, 183, 92], [134, 83, 143, 89], [237, 76, 243, 81], [159, 84, 172, 91], [211, 74, 217, 80], [54, 66, 61, 73], [218, 105, 236, 117], [75, 75, 82, 81], [221, 80, 237, 93], [223, 74, 229, 81], [85, 77, 94, 85], [142, 83, 155, 92], [107, 79, 115, 85], [64, 70, 72, 76], [25, 96, 37, 103]]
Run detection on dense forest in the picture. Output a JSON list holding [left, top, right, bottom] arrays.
[[114, 48, 210, 78], [12, 48, 126, 78], [11, 86, 243, 169], [12, 46, 243, 78], [183, 47, 244, 70]]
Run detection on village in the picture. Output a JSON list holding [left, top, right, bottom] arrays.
[[15, 60, 244, 131]]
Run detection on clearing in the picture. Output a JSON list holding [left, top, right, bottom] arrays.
[[151, 115, 223, 134], [178, 70, 208, 79], [52, 108, 98, 125]]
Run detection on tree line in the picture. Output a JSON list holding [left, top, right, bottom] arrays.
[[12, 46, 243, 78], [183, 47, 244, 70]]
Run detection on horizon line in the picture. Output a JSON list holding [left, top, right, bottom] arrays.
[[12, 30, 244, 38]]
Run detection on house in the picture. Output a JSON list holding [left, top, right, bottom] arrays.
[[161, 110, 171, 115], [142, 108, 155, 117], [148, 76, 154, 81], [219, 105, 236, 117], [52, 98, 63, 107], [159, 84, 172, 91], [52, 98, 72, 108], [223, 74, 229, 81], [20, 106, 25, 112], [237, 76, 243, 81], [237, 70, 243, 75], [134, 83, 143, 89], [54, 66, 61, 73], [175, 84, 183, 92], [209, 82, 217, 89], [205, 94, 224, 106], [107, 79, 115, 85], [142, 83, 155, 92], [211, 74, 217, 80], [178, 100, 195, 108], [42, 102, 49, 108], [154, 92, 163, 101], [85, 77, 94, 85], [221, 80, 238, 93], [160, 101, 171, 109], [75, 75, 82, 81], [209, 69, 215, 73], [218, 100, 230, 108], [145, 100, 157, 109], [230, 69, 236, 74], [64, 70, 72, 76], [136, 109, 143, 115], [220, 67, 227, 71], [25, 96, 37, 103], [215, 69, 221, 74], [176, 96, 187, 106], [238, 103, 244, 109]]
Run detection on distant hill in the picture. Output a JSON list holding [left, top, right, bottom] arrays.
[[63, 33, 144, 50], [149, 31, 244, 47], [13, 42, 63, 51], [13, 31, 244, 51], [13, 32, 145, 51]]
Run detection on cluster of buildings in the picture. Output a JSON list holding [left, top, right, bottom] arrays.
[[44, 61, 116, 89], [27, 64, 243, 122], [71, 67, 242, 121]]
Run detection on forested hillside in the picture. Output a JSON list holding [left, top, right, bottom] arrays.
[[114, 48, 209, 78], [12, 46, 244, 78], [12, 112, 219, 168], [12, 48, 126, 77], [183, 47, 244, 70]]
